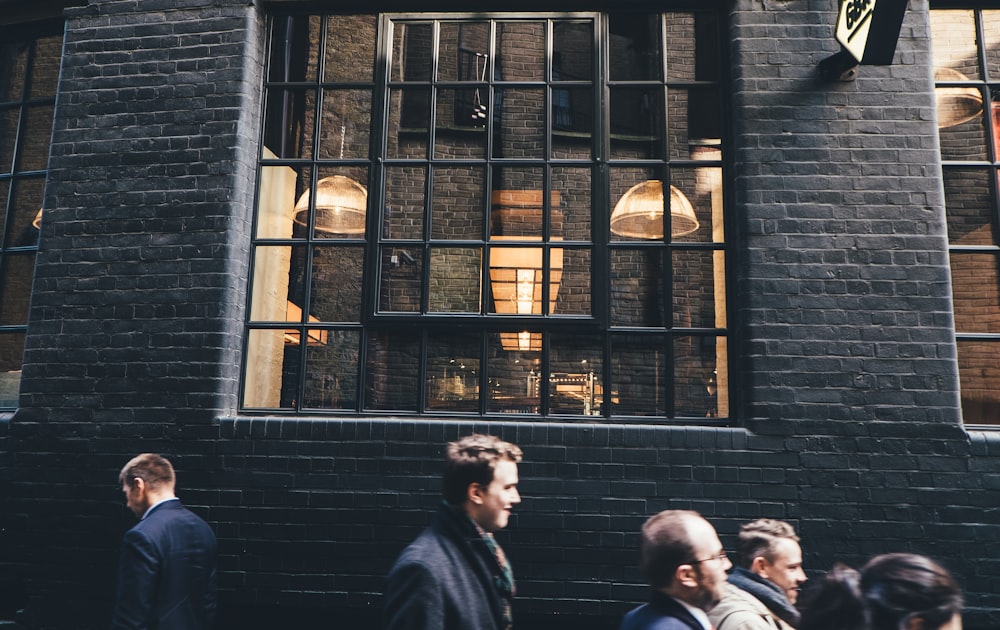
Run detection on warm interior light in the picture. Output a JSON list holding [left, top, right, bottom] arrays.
[[610, 180, 699, 239], [284, 300, 328, 345], [488, 190, 562, 352], [935, 67, 983, 129], [293, 175, 367, 234]]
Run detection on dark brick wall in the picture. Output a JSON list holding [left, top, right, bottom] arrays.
[[2, 1, 1000, 630]]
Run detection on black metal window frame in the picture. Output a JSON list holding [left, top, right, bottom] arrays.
[[244, 9, 733, 422], [931, 4, 1000, 427], [0, 19, 63, 410]]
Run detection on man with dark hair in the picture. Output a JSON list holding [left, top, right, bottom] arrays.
[[111, 453, 217, 630], [620, 510, 732, 630], [384, 434, 523, 630], [708, 519, 806, 630]]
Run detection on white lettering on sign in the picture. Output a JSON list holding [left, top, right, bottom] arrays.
[[836, 0, 877, 63]]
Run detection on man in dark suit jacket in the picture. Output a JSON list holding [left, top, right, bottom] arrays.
[[111, 453, 217, 630], [384, 434, 523, 630], [620, 510, 732, 630]]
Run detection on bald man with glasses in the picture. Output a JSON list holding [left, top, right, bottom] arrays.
[[620, 510, 732, 630]]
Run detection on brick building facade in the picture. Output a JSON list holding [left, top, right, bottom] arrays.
[[2, 0, 1000, 629]]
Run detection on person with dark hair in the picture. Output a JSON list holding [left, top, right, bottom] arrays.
[[111, 453, 217, 630], [709, 519, 806, 630], [798, 553, 963, 630], [384, 434, 523, 630], [620, 510, 732, 630]]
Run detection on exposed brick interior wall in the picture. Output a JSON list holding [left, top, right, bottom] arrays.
[[2, 1, 1000, 629]]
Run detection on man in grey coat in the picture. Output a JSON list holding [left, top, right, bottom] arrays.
[[383, 434, 523, 630], [708, 519, 806, 630]]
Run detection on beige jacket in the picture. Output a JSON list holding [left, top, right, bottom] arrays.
[[708, 583, 795, 630]]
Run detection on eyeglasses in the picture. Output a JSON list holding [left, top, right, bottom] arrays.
[[690, 551, 729, 565]]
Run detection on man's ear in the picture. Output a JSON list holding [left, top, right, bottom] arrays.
[[676, 563, 699, 589], [466, 482, 484, 505], [750, 555, 770, 578]]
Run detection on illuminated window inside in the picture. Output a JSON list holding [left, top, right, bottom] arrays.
[[245, 11, 730, 419], [0, 22, 62, 409], [931, 8, 1000, 425]]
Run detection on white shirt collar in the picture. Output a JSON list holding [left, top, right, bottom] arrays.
[[672, 596, 713, 630]]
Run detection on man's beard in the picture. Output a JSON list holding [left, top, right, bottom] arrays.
[[692, 566, 722, 611]]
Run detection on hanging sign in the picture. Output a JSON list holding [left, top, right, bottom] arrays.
[[835, 0, 907, 65]]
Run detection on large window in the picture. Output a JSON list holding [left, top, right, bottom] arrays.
[[0, 22, 61, 409], [931, 9, 1000, 425], [244, 11, 729, 420]]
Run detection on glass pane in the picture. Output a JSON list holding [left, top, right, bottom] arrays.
[[378, 247, 422, 313], [391, 22, 433, 83], [439, 22, 489, 83], [958, 339, 1000, 425], [673, 335, 719, 418], [431, 165, 485, 240], [249, 244, 302, 322], [673, 250, 722, 329], [556, 247, 590, 316], [435, 88, 487, 159], [497, 22, 544, 81], [610, 87, 664, 158], [0, 332, 24, 372], [673, 87, 723, 159], [611, 248, 664, 327], [689, 157, 725, 243], [985, 12, 1000, 82], [0, 108, 17, 173], [10, 177, 43, 247], [552, 167, 591, 242], [17, 104, 53, 172], [951, 252, 1000, 333], [302, 330, 359, 410], [268, 16, 309, 83], [611, 334, 665, 416], [324, 15, 377, 83], [944, 168, 995, 246], [384, 165, 427, 240], [549, 333, 602, 416], [930, 10, 981, 81], [609, 13, 662, 81], [365, 330, 420, 411], [257, 165, 302, 239], [244, 329, 296, 409], [29, 34, 62, 99], [388, 87, 430, 159], [0, 181, 8, 233], [551, 87, 593, 144], [0, 332, 23, 405], [669, 168, 708, 243], [428, 246, 481, 313], [303, 166, 369, 240], [318, 89, 371, 160], [0, 252, 34, 325], [0, 41, 28, 102], [666, 13, 720, 82], [488, 245, 561, 316], [310, 246, 364, 323], [938, 106, 987, 162], [262, 88, 314, 159], [610, 166, 661, 242], [492, 88, 545, 159], [553, 21, 593, 82], [488, 344, 541, 414], [490, 177, 546, 239], [426, 332, 480, 412]]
